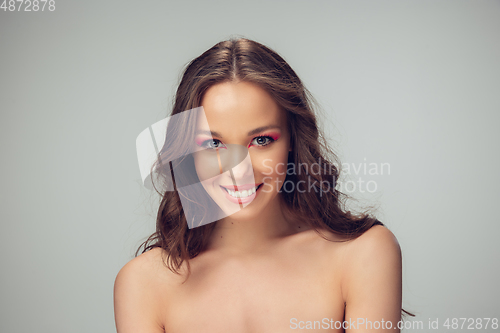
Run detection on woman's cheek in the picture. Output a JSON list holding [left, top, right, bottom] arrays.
[[275, 158, 288, 179], [194, 157, 209, 182], [254, 153, 288, 186]]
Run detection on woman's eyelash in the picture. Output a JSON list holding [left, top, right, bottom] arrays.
[[250, 135, 276, 147], [197, 139, 225, 149], [196, 135, 277, 149]]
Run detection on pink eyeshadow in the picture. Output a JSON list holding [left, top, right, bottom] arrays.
[[195, 136, 212, 146], [260, 132, 281, 141]]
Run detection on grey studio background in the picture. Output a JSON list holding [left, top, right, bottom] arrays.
[[1, 0, 499, 332]]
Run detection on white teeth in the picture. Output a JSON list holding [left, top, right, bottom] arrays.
[[226, 185, 258, 198]]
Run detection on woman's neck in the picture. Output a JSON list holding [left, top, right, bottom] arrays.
[[205, 195, 301, 256]]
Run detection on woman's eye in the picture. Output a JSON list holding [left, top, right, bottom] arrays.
[[200, 139, 225, 149], [250, 136, 274, 147]]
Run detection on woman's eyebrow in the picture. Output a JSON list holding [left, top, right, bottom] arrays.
[[196, 125, 281, 138], [247, 125, 281, 136], [196, 129, 221, 137]]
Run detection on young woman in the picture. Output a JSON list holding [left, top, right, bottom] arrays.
[[114, 38, 407, 332]]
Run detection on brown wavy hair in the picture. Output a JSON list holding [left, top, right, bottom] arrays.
[[135, 37, 412, 317]]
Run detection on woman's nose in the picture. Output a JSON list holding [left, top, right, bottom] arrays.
[[230, 153, 254, 180]]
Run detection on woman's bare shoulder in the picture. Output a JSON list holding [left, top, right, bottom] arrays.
[[114, 247, 171, 332], [117, 247, 183, 286], [284, 226, 352, 266], [344, 225, 401, 257], [297, 225, 401, 280], [116, 248, 162, 278], [339, 225, 402, 302], [288, 224, 400, 255], [289, 226, 352, 251]]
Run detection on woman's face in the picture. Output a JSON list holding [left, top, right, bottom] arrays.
[[193, 81, 291, 221]]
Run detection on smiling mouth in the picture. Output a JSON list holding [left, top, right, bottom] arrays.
[[220, 184, 263, 198]]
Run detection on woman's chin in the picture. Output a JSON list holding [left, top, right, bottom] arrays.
[[222, 206, 261, 222], [219, 193, 281, 222]]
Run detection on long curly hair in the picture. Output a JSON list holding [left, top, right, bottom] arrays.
[[135, 37, 415, 318], [137, 37, 383, 273]]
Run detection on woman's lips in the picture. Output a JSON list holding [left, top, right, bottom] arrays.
[[219, 183, 263, 205], [219, 183, 261, 191]]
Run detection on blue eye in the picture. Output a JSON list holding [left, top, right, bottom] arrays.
[[250, 136, 274, 147], [201, 139, 226, 149]]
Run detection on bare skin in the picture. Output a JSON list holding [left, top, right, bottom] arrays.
[[153, 226, 345, 333], [115, 223, 401, 333], [114, 81, 402, 333]]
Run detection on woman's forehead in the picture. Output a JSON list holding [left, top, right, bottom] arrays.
[[198, 81, 287, 134]]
